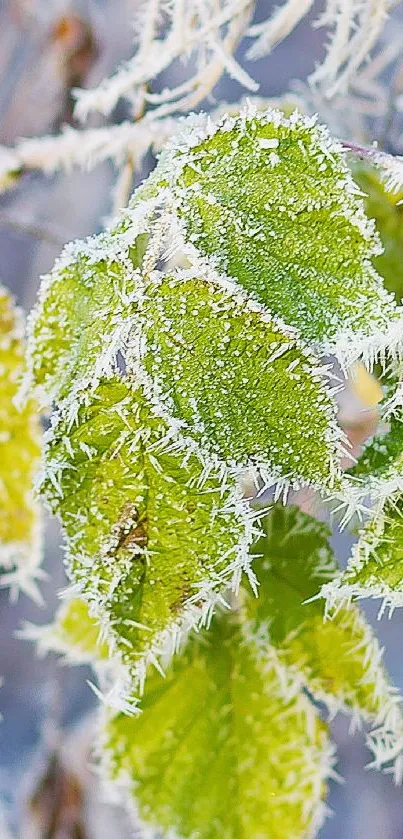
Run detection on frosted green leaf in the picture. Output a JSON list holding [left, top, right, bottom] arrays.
[[160, 107, 401, 357], [245, 505, 403, 744], [140, 273, 342, 489], [23, 596, 110, 664], [245, 504, 337, 645], [25, 173, 167, 408], [339, 396, 403, 517], [354, 167, 403, 303], [24, 193, 159, 410], [26, 248, 140, 406], [324, 492, 403, 612], [102, 613, 332, 839], [41, 375, 249, 688], [350, 414, 403, 483], [0, 285, 42, 585], [345, 410, 403, 513]]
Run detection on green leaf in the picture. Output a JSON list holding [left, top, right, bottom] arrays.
[[102, 613, 332, 839], [25, 186, 159, 409], [324, 492, 403, 611], [0, 285, 42, 591], [340, 390, 403, 515], [160, 107, 401, 359], [245, 505, 337, 644], [354, 167, 403, 304], [141, 273, 342, 489], [26, 248, 139, 405], [22, 596, 110, 664], [349, 413, 403, 484], [245, 505, 403, 753], [41, 376, 250, 690]]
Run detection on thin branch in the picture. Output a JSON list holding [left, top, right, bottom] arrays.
[[111, 154, 135, 217], [342, 139, 403, 192]]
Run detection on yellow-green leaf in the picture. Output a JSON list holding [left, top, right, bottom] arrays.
[[324, 492, 403, 612], [41, 376, 251, 692], [355, 167, 403, 304], [26, 249, 139, 406], [141, 273, 342, 489], [102, 613, 332, 839], [0, 285, 42, 590], [22, 596, 110, 664], [160, 107, 402, 361], [245, 505, 403, 767]]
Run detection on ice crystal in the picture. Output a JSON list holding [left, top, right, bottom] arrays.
[[21, 596, 111, 665]]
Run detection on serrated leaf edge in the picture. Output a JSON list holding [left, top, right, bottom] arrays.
[[97, 626, 337, 839]]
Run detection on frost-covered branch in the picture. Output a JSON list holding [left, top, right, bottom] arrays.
[[73, 0, 399, 121], [310, 0, 399, 96], [0, 0, 401, 200], [74, 0, 257, 121], [247, 0, 315, 58], [343, 139, 403, 191], [0, 118, 178, 185], [3, 101, 403, 199]]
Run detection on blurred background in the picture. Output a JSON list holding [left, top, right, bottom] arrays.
[[1, 0, 403, 836]]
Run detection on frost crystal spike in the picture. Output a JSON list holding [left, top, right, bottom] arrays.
[[22, 596, 111, 665]]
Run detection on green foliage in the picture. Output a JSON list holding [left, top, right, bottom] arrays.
[[245, 504, 337, 645], [103, 612, 332, 839], [349, 413, 403, 483], [332, 341, 403, 514], [20, 106, 403, 836], [355, 167, 403, 304], [0, 284, 41, 591], [29, 597, 110, 663], [247, 506, 402, 729], [41, 375, 249, 687], [100, 510, 403, 837], [141, 274, 340, 487], [161, 109, 400, 355], [325, 367, 403, 621], [324, 492, 403, 611], [27, 251, 139, 404]]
